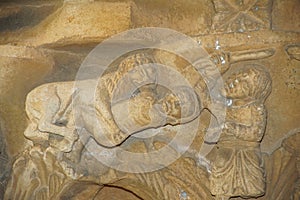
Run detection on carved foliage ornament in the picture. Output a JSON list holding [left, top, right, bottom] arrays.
[[212, 0, 271, 33]]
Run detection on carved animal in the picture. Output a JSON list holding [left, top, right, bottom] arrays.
[[24, 52, 202, 155]]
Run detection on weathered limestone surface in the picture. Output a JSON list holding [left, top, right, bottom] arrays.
[[1, 1, 132, 47], [209, 65, 271, 199], [211, 0, 272, 33], [0, 2, 60, 32], [0, 45, 53, 155], [132, 0, 214, 35], [0, 126, 10, 200], [0, 0, 299, 199], [272, 0, 300, 32]]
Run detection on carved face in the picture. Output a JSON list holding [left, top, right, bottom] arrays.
[[222, 66, 272, 102], [129, 90, 156, 126], [160, 87, 200, 124], [128, 65, 157, 87], [223, 68, 259, 99]]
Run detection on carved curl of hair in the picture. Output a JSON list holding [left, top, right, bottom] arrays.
[[246, 64, 272, 102]]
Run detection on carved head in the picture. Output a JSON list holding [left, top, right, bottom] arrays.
[[159, 86, 201, 125], [223, 64, 272, 102], [128, 65, 157, 87], [106, 52, 157, 103], [116, 52, 157, 87]]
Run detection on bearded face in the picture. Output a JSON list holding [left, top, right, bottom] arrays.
[[222, 67, 267, 100]]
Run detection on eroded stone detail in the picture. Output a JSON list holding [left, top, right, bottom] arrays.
[[6, 49, 276, 200], [209, 64, 272, 199], [4, 146, 68, 200], [23, 52, 202, 156], [282, 132, 300, 200], [5, 51, 207, 199], [1, 1, 300, 199], [262, 131, 300, 200], [272, 0, 300, 32], [286, 45, 300, 61], [212, 0, 271, 33]]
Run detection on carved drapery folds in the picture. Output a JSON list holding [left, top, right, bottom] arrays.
[[262, 131, 300, 200]]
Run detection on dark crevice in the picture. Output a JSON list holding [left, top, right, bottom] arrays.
[[0, 2, 60, 32], [0, 123, 11, 200], [103, 185, 144, 200]]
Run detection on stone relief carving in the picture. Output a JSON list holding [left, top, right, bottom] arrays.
[[23, 52, 202, 160], [5, 50, 208, 199], [210, 48, 274, 73], [5, 47, 277, 199], [262, 131, 300, 200], [281, 132, 300, 200], [24, 81, 78, 153], [212, 0, 271, 33], [4, 146, 67, 200], [209, 64, 272, 199], [1, 1, 299, 199], [286, 45, 300, 61]]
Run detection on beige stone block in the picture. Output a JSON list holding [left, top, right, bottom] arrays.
[[272, 0, 300, 32], [1, 1, 300, 199], [132, 0, 214, 35], [19, 2, 132, 47], [0, 45, 53, 155], [0, 45, 53, 98]]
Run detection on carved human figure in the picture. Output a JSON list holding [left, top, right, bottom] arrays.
[[209, 64, 272, 199]]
